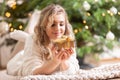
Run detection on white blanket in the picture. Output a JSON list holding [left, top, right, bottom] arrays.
[[0, 63, 120, 80]]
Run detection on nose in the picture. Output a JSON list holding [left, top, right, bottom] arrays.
[[55, 24, 60, 31]]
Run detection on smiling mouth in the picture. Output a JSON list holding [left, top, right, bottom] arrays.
[[54, 33, 61, 36], [53, 32, 61, 35]]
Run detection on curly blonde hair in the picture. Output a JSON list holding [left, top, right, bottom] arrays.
[[34, 4, 75, 47]]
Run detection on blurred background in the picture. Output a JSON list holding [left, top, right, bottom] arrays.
[[0, 0, 120, 69]]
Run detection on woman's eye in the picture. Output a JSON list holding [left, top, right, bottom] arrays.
[[51, 24, 55, 27], [60, 23, 64, 26]]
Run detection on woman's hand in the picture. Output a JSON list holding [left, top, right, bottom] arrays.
[[51, 46, 74, 71], [61, 48, 73, 61], [51, 46, 63, 63], [51, 45, 74, 62], [58, 48, 74, 71]]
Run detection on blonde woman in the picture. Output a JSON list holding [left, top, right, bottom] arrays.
[[7, 4, 79, 76]]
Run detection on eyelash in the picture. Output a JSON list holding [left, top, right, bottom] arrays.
[[51, 23, 64, 27], [60, 24, 64, 26], [51, 24, 55, 27]]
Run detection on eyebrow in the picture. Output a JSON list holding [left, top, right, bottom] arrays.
[[54, 21, 65, 23]]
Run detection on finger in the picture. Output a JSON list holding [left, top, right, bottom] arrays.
[[68, 48, 74, 54], [52, 46, 58, 56], [57, 51, 64, 60], [64, 49, 72, 56], [64, 50, 70, 59], [61, 54, 65, 60]]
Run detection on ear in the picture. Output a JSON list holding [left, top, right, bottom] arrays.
[[10, 30, 29, 42]]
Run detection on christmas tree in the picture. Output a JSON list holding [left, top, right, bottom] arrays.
[[0, 0, 120, 60]]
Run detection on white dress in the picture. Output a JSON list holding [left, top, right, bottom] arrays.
[[7, 35, 79, 76]]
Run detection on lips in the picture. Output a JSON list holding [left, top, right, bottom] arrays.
[[54, 32, 60, 34], [54, 33, 61, 36], [53, 32, 61, 35]]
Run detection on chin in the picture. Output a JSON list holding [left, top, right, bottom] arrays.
[[52, 36, 61, 40], [56, 36, 62, 38]]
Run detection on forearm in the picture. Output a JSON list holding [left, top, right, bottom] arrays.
[[33, 59, 60, 75]]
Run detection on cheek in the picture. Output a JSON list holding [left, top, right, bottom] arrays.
[[46, 28, 55, 39], [46, 28, 51, 35], [62, 27, 66, 34]]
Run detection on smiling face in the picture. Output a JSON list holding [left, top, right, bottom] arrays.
[[46, 14, 65, 40], [34, 4, 74, 46]]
